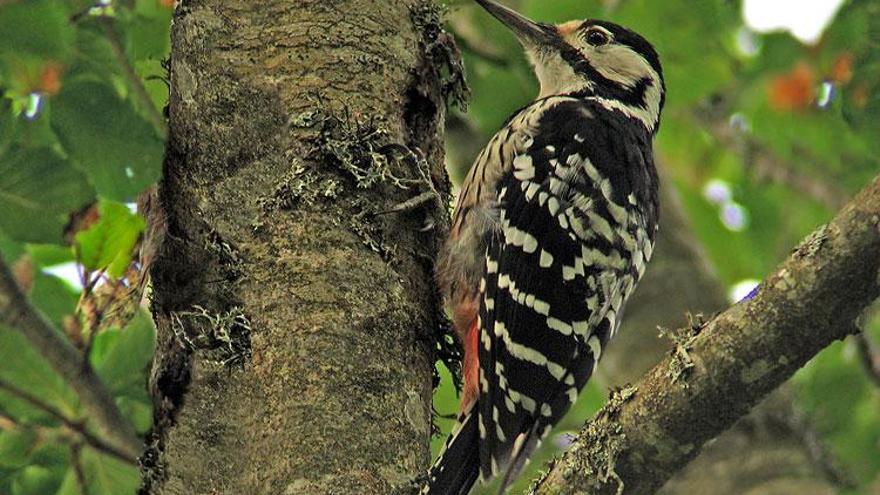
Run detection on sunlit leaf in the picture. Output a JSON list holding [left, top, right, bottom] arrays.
[[10, 464, 61, 495], [81, 446, 139, 495], [91, 311, 156, 395], [53, 469, 79, 495], [74, 201, 144, 279], [117, 395, 153, 435]]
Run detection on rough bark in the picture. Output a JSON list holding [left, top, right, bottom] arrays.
[[533, 175, 880, 494], [600, 180, 841, 495], [143, 1, 449, 493]]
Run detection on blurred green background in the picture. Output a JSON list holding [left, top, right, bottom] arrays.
[[0, 0, 878, 494]]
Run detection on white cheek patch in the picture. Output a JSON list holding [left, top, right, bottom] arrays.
[[581, 45, 664, 131], [590, 45, 655, 89]]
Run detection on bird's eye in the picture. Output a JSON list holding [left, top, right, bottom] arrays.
[[586, 29, 610, 47]]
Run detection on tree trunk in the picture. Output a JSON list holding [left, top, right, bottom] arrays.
[[142, 1, 448, 493]]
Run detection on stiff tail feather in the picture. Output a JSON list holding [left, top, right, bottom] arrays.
[[422, 403, 480, 495]]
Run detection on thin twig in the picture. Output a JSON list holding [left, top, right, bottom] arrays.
[[788, 399, 857, 488], [71, 443, 88, 495], [0, 255, 142, 461], [855, 332, 880, 387], [98, 16, 168, 140], [693, 101, 851, 210], [80, 274, 118, 364], [0, 379, 137, 465]]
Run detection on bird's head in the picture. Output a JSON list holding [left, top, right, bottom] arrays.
[[476, 0, 665, 133]]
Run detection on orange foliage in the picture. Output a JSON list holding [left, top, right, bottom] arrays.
[[831, 52, 854, 85], [38, 61, 64, 95], [767, 62, 815, 111]]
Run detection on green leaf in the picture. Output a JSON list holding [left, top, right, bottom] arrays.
[[51, 81, 163, 201], [30, 273, 79, 329], [87, 329, 120, 372], [26, 245, 75, 268], [81, 446, 139, 495], [0, 229, 25, 264], [521, 0, 605, 23], [89, 316, 154, 433], [53, 470, 79, 495], [65, 23, 125, 88], [0, 327, 79, 421], [75, 201, 144, 278], [117, 395, 153, 434], [0, 429, 37, 469], [796, 340, 880, 483], [0, 0, 73, 60], [91, 312, 156, 394], [0, 147, 94, 244], [0, 98, 15, 156], [125, 11, 172, 63], [11, 465, 61, 495]]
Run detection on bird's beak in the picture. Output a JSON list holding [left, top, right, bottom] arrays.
[[474, 0, 556, 48]]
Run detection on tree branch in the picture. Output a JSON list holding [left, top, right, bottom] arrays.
[[695, 105, 850, 211], [532, 175, 880, 495], [0, 256, 142, 461], [855, 331, 880, 388], [0, 378, 137, 464], [97, 16, 168, 140], [601, 177, 847, 494]]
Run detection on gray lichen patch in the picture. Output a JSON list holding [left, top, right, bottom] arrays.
[[170, 305, 252, 367], [410, 0, 470, 110], [259, 160, 341, 212], [311, 110, 420, 190], [658, 313, 707, 387], [740, 358, 772, 385], [549, 385, 637, 495], [793, 223, 829, 259]]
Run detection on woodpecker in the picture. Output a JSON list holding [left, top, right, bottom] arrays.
[[426, 2, 665, 494]]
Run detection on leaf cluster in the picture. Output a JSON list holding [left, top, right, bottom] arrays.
[[0, 0, 172, 493]]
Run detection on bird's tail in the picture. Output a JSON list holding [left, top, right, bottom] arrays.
[[422, 403, 480, 495]]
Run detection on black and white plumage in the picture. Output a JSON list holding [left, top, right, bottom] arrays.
[[427, 2, 664, 494]]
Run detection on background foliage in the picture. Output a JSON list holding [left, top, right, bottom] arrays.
[[0, 0, 877, 494], [0, 0, 169, 493]]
